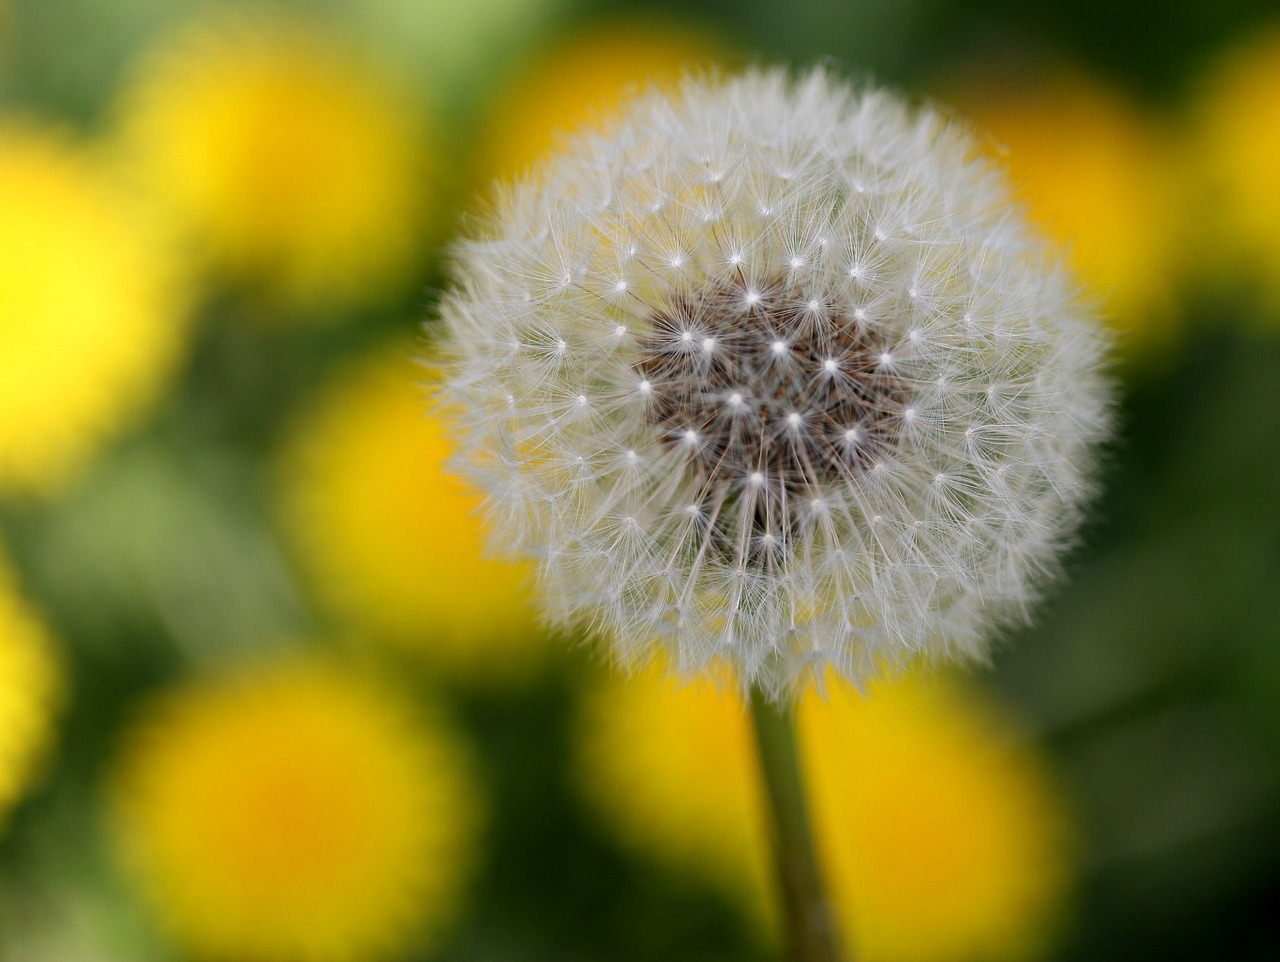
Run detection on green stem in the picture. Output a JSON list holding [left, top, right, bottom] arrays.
[[749, 686, 844, 962]]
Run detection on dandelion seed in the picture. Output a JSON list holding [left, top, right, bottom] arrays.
[[437, 69, 1111, 699]]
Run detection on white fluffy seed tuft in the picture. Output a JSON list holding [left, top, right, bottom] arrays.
[[435, 68, 1111, 701]]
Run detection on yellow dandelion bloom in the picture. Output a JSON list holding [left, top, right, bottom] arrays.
[[802, 677, 1073, 962], [575, 670, 1073, 962], [115, 15, 435, 310], [473, 19, 729, 183], [1188, 26, 1280, 306], [0, 121, 186, 495], [957, 69, 1178, 347], [110, 658, 479, 962], [576, 665, 774, 923], [277, 345, 543, 680], [0, 549, 60, 831]]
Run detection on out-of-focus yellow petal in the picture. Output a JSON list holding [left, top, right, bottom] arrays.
[[0, 120, 187, 494], [957, 69, 1179, 350], [277, 345, 545, 681], [473, 19, 731, 185], [801, 675, 1073, 962], [0, 548, 60, 832], [110, 657, 480, 962], [575, 665, 774, 926], [1187, 26, 1280, 309], [575, 668, 1074, 962], [114, 14, 437, 311]]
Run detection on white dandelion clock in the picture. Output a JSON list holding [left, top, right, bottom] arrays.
[[437, 69, 1111, 701]]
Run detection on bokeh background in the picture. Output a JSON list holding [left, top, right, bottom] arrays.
[[2, 0, 1280, 960]]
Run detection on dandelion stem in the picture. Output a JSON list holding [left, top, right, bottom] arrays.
[[749, 686, 843, 962]]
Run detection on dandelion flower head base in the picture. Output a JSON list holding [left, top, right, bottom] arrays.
[[637, 273, 908, 569], [439, 69, 1111, 699]]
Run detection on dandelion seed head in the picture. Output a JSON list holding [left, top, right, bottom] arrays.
[[438, 68, 1111, 699]]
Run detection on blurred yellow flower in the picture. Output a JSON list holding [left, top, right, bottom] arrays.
[[802, 678, 1073, 962], [0, 121, 186, 495], [110, 658, 479, 962], [577, 667, 774, 924], [277, 345, 544, 679], [957, 69, 1178, 347], [1188, 26, 1280, 306], [473, 19, 728, 183], [114, 15, 435, 310], [0, 548, 59, 831], [576, 670, 1073, 962]]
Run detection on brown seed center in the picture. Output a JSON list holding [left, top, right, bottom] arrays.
[[635, 275, 907, 563]]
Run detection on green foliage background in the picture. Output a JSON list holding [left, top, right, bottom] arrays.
[[2, 0, 1279, 959]]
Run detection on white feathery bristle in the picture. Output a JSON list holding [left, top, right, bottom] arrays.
[[435, 68, 1112, 702]]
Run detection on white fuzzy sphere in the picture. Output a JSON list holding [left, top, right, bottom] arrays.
[[437, 69, 1111, 699]]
